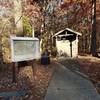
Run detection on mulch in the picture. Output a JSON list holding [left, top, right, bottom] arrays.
[[0, 60, 56, 100]]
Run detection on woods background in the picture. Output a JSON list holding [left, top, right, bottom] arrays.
[[0, 0, 100, 62]]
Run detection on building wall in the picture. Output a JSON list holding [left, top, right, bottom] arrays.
[[56, 39, 78, 57]]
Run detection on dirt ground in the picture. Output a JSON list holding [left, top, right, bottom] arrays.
[[0, 60, 56, 100], [0, 55, 100, 99]]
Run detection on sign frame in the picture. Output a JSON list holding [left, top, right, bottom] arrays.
[[10, 36, 40, 62]]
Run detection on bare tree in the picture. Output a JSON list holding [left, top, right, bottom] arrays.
[[14, 0, 23, 36]]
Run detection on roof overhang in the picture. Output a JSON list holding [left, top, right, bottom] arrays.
[[53, 28, 82, 37]]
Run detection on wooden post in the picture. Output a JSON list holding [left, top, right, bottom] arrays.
[[12, 62, 16, 83], [31, 60, 35, 81], [70, 41, 72, 57]]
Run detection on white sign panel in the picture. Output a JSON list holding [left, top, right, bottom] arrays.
[[11, 37, 40, 62]]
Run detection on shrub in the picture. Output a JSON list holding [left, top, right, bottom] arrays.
[[23, 16, 32, 37]]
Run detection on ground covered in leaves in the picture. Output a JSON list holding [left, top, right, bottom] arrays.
[[0, 60, 55, 100], [78, 55, 100, 93], [59, 55, 100, 94]]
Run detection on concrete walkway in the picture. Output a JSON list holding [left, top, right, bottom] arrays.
[[44, 63, 100, 100]]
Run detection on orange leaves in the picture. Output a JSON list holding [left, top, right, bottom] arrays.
[[24, 4, 40, 17], [0, 0, 13, 8], [23, 0, 43, 31]]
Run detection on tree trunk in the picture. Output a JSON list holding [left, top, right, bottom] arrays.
[[14, 0, 23, 36], [91, 0, 97, 56]]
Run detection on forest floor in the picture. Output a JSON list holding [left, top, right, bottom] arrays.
[[0, 60, 56, 100], [78, 55, 100, 93], [0, 55, 100, 100]]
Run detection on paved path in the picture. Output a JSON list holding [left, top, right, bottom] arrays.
[[44, 62, 100, 100]]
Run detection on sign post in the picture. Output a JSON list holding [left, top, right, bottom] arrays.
[[12, 62, 16, 83], [10, 36, 40, 82]]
